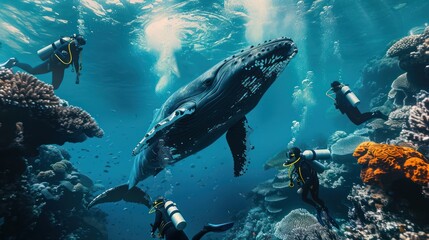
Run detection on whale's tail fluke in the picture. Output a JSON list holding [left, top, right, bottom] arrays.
[[87, 183, 151, 209]]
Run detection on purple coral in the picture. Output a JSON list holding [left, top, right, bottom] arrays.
[[401, 90, 429, 145]]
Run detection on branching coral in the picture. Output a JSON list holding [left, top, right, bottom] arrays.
[[0, 68, 103, 156], [401, 91, 429, 146], [353, 142, 429, 187]]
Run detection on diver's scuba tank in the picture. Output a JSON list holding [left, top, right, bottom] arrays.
[[302, 149, 331, 173], [302, 149, 331, 161], [164, 200, 187, 230], [37, 37, 71, 61], [339, 85, 360, 107]]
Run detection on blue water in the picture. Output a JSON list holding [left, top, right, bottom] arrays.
[[1, 0, 428, 239]]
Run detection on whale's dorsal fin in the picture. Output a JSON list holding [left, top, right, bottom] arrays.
[[132, 102, 196, 156], [226, 117, 253, 177]]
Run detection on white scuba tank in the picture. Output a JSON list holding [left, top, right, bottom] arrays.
[[37, 37, 71, 61], [340, 85, 360, 107], [302, 149, 331, 173], [302, 149, 331, 161], [164, 200, 187, 230]]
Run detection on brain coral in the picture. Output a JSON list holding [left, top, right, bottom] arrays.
[[0, 68, 103, 156], [353, 142, 429, 186]]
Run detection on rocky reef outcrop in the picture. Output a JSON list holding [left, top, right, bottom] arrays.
[[0, 69, 106, 239]]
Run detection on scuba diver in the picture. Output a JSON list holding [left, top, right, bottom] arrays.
[[150, 196, 234, 240], [326, 81, 388, 125], [3, 34, 86, 90], [283, 147, 339, 229]]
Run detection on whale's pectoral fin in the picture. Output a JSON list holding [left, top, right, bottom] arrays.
[[157, 138, 173, 165], [132, 101, 196, 156], [87, 183, 152, 209], [226, 117, 252, 177]]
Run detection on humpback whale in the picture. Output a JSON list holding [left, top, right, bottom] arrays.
[[88, 37, 297, 208]]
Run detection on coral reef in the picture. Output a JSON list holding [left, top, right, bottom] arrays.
[[0, 68, 103, 157], [387, 26, 429, 89], [385, 105, 412, 129], [327, 130, 347, 147], [353, 142, 429, 187], [387, 35, 422, 58], [0, 69, 105, 238], [330, 134, 369, 163], [358, 56, 403, 106], [264, 149, 289, 170], [0, 145, 107, 239], [388, 73, 420, 106], [221, 207, 277, 240], [345, 184, 429, 240], [274, 208, 339, 240], [401, 90, 429, 146], [318, 161, 346, 188]]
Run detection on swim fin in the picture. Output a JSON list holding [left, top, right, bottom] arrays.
[[1, 58, 17, 68], [316, 209, 325, 227], [326, 211, 339, 229], [203, 222, 234, 232]]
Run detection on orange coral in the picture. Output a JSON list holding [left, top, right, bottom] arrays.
[[353, 142, 429, 186]]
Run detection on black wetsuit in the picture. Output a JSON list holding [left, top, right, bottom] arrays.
[[293, 160, 326, 210], [14, 37, 82, 89], [151, 205, 209, 240], [334, 89, 379, 125]]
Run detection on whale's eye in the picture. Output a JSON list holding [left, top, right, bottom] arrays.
[[202, 77, 214, 87]]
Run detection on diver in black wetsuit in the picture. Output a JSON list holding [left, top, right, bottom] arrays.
[[327, 81, 388, 125], [4, 34, 86, 90], [284, 147, 339, 228], [150, 197, 234, 240]]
